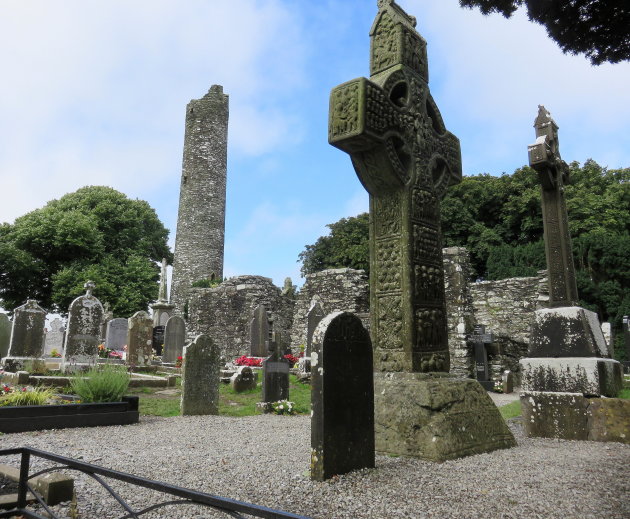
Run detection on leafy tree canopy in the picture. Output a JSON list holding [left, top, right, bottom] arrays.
[[459, 0, 630, 65], [0, 186, 173, 317], [299, 160, 629, 356], [298, 213, 369, 277]]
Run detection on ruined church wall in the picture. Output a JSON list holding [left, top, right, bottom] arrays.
[[187, 275, 294, 360], [290, 268, 370, 349]]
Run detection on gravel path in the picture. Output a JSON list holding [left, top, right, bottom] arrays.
[[1, 410, 628, 519]]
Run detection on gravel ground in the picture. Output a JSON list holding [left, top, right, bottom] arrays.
[[1, 409, 628, 519]]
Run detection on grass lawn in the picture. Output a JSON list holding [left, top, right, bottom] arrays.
[[131, 374, 312, 417]]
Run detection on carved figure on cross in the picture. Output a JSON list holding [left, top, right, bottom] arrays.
[[329, 0, 462, 373]]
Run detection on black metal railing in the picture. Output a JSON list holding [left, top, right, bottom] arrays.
[[0, 447, 310, 519]]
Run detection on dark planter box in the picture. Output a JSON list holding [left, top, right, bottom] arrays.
[[0, 396, 139, 433]]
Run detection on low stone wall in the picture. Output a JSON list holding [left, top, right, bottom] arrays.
[[289, 268, 369, 349], [187, 275, 294, 360]]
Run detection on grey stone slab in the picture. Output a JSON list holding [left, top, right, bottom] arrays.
[[250, 304, 270, 357], [306, 301, 325, 356], [520, 391, 589, 440], [529, 306, 610, 358], [0, 314, 11, 359], [127, 311, 153, 366], [7, 300, 46, 358], [181, 335, 220, 415], [62, 282, 104, 367], [520, 357, 622, 397], [310, 312, 374, 481], [163, 316, 185, 364], [105, 318, 128, 351], [262, 333, 289, 403], [43, 318, 65, 356]]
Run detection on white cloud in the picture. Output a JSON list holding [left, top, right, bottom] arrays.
[[0, 0, 307, 224]]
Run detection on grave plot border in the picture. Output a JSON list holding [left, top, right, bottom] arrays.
[[0, 447, 310, 519], [0, 397, 139, 434]]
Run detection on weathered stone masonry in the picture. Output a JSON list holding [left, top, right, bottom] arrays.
[[171, 85, 228, 314], [290, 268, 370, 349], [187, 276, 294, 360]]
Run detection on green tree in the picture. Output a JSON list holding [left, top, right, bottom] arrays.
[[0, 186, 173, 317], [299, 161, 629, 355], [298, 213, 370, 277], [459, 0, 630, 65]]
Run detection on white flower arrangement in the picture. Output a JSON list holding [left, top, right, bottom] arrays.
[[256, 399, 296, 415]]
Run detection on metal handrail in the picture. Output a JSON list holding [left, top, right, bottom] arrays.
[[0, 447, 310, 519]]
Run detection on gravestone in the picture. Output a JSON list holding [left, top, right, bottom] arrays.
[[6, 300, 46, 359], [262, 332, 289, 403], [470, 325, 494, 391], [624, 316, 630, 373], [328, 0, 515, 460], [306, 301, 325, 356], [250, 304, 270, 357], [152, 326, 165, 356], [62, 281, 104, 369], [44, 318, 65, 356], [600, 322, 612, 351], [310, 312, 374, 481], [230, 366, 257, 392], [105, 318, 128, 351], [502, 370, 514, 394], [163, 315, 186, 364], [181, 334, 220, 415], [0, 314, 11, 359], [151, 258, 175, 327], [520, 106, 622, 439], [127, 311, 154, 366], [101, 303, 113, 343]]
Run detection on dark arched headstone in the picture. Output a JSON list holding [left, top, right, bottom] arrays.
[[311, 311, 374, 481]]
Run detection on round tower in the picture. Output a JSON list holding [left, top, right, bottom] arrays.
[[170, 85, 228, 315]]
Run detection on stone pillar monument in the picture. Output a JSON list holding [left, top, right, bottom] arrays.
[[328, 0, 515, 461], [151, 258, 174, 327], [170, 85, 228, 315], [520, 106, 623, 439]]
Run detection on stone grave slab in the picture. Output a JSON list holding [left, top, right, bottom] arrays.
[[43, 318, 64, 357], [181, 335, 220, 415], [262, 332, 289, 403], [0, 314, 11, 359], [62, 281, 104, 369], [250, 304, 270, 358], [7, 300, 46, 359], [310, 312, 374, 481], [163, 315, 185, 364], [105, 318, 128, 351], [127, 311, 153, 366]]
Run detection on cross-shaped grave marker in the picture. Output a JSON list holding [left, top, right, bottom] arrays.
[[528, 105, 578, 308], [329, 0, 461, 373]]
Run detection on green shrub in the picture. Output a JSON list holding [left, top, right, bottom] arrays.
[[70, 365, 130, 403], [0, 386, 55, 407]]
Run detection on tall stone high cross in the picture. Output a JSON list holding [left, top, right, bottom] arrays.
[[329, 0, 462, 373], [527, 105, 578, 308]]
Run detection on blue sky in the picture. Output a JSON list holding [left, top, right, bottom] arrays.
[[1, 0, 629, 292]]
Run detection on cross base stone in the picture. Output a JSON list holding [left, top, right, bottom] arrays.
[[520, 357, 622, 397], [374, 372, 516, 461], [521, 391, 630, 443]]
